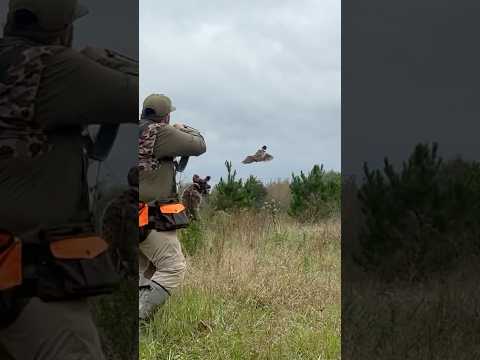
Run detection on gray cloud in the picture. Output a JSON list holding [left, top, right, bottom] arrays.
[[140, 0, 340, 183], [343, 0, 480, 178], [1, 1, 340, 185]]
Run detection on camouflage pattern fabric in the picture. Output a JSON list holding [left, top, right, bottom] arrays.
[[181, 183, 203, 220], [0, 38, 63, 160], [138, 121, 166, 172]]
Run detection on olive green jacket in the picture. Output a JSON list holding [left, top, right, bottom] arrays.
[[0, 37, 138, 233], [139, 124, 206, 202]]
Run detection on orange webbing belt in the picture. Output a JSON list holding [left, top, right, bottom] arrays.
[[0, 232, 22, 291], [139, 202, 149, 227], [0, 229, 111, 292], [159, 203, 186, 214], [139, 202, 186, 227], [49, 235, 109, 260]]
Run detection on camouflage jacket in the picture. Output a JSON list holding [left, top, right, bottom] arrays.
[[0, 37, 63, 160], [138, 119, 166, 172], [138, 120, 206, 202]]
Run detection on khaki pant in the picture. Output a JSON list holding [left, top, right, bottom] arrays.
[[0, 298, 104, 360], [139, 230, 186, 292]]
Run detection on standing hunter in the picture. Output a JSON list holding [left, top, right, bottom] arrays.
[[0, 0, 138, 359], [139, 94, 206, 320]]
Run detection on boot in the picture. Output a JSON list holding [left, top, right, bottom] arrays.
[[138, 279, 169, 321]]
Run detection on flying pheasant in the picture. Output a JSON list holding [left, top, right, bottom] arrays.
[[242, 145, 274, 164]]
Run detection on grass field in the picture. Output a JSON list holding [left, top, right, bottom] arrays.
[[342, 261, 480, 360], [341, 176, 480, 360], [139, 210, 340, 360]]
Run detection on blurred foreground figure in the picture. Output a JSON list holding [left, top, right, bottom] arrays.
[[242, 145, 274, 164], [101, 167, 139, 280], [0, 0, 138, 358], [138, 94, 206, 320]]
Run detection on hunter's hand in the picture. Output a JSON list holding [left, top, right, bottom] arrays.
[[173, 123, 186, 129]]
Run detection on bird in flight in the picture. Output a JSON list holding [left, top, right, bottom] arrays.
[[242, 145, 274, 164]]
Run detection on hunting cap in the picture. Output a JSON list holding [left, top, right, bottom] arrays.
[[9, 0, 88, 31], [142, 94, 176, 118]]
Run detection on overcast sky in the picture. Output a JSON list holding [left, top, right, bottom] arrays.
[[3, 1, 478, 185], [343, 0, 480, 178], [1, 1, 340, 185], [140, 0, 341, 184]]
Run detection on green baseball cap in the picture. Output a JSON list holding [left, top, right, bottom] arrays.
[[142, 94, 176, 117], [9, 0, 89, 31]]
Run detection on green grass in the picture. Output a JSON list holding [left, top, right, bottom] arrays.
[[141, 290, 339, 360], [90, 279, 138, 360], [140, 211, 340, 360]]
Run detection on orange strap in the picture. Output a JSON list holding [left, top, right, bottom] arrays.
[[0, 238, 22, 291], [138, 202, 185, 227], [159, 203, 186, 214], [50, 236, 109, 260], [139, 203, 149, 227], [0, 232, 13, 250]]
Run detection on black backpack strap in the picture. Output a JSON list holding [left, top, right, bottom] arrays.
[[88, 124, 120, 161], [175, 156, 189, 173]]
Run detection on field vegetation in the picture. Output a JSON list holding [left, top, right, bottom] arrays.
[[343, 142, 480, 359], [140, 162, 341, 360]]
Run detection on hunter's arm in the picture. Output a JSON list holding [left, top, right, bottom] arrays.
[[153, 125, 206, 159], [36, 48, 138, 129]]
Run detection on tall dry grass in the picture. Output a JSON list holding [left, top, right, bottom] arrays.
[[343, 262, 480, 359], [140, 210, 341, 359], [265, 180, 292, 211], [342, 176, 480, 359], [188, 211, 340, 311]]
